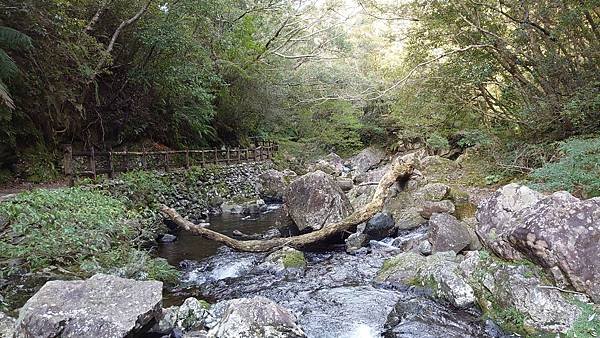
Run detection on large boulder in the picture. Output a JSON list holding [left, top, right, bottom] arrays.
[[308, 153, 346, 177], [428, 213, 472, 253], [507, 191, 600, 303], [257, 169, 296, 202], [207, 297, 305, 338], [476, 183, 543, 260], [348, 147, 385, 173], [14, 274, 162, 338], [419, 200, 455, 219], [461, 251, 581, 334], [284, 170, 353, 232], [377, 251, 476, 308], [415, 183, 450, 201], [0, 312, 15, 338]]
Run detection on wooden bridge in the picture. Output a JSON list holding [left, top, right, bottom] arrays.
[[63, 140, 278, 184]]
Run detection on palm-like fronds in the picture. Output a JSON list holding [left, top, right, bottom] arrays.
[[0, 26, 32, 50], [0, 26, 31, 109]]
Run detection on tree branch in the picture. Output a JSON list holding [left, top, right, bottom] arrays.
[[161, 158, 414, 252]]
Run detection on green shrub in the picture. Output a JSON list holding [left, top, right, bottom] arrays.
[[16, 145, 60, 183], [530, 137, 600, 198], [0, 187, 177, 282], [426, 133, 449, 152]]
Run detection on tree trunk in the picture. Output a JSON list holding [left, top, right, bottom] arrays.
[[161, 158, 414, 252]]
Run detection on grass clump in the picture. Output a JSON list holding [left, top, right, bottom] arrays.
[[566, 300, 600, 338]]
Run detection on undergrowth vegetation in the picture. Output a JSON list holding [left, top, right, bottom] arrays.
[[0, 188, 179, 283]]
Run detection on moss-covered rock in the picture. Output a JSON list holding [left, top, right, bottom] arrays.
[[265, 246, 306, 270], [461, 251, 580, 335]]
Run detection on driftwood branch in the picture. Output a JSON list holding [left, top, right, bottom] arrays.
[[161, 158, 414, 252]]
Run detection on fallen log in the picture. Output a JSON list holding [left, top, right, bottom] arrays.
[[160, 158, 414, 252]]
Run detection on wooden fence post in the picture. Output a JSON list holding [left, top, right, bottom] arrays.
[[89, 147, 97, 179], [142, 147, 147, 170], [226, 148, 230, 165], [185, 149, 190, 169], [214, 148, 218, 165], [63, 144, 74, 186], [164, 152, 169, 172], [123, 147, 129, 172], [237, 148, 241, 163], [108, 149, 114, 178], [201, 150, 205, 166]]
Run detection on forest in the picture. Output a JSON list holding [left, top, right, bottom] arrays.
[[0, 0, 597, 192], [1, 1, 600, 337]]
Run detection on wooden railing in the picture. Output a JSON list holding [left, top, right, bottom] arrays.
[[63, 141, 278, 184]]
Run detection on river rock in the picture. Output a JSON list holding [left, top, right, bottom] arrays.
[[393, 207, 426, 230], [419, 200, 455, 219], [0, 312, 15, 338], [364, 212, 396, 240], [308, 153, 345, 176], [284, 170, 353, 232], [264, 246, 306, 271], [415, 183, 450, 201], [428, 213, 472, 253], [154, 298, 210, 333], [159, 233, 177, 243], [14, 273, 162, 338], [476, 183, 542, 260], [345, 232, 369, 254], [378, 251, 476, 308], [349, 147, 385, 173], [336, 178, 353, 191], [507, 191, 600, 303], [207, 297, 305, 338], [258, 169, 292, 202], [384, 294, 498, 338], [462, 252, 580, 333]]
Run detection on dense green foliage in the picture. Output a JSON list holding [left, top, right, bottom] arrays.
[[530, 136, 600, 198], [0, 188, 178, 282]]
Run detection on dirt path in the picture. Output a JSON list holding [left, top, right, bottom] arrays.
[[0, 179, 69, 201]]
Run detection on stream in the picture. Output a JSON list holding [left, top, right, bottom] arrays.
[[158, 205, 507, 338]]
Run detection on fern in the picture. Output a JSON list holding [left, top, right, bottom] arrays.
[[0, 26, 32, 50], [0, 26, 31, 109]]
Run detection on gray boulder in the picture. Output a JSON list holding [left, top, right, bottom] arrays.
[[461, 252, 581, 334], [258, 169, 295, 202], [507, 191, 600, 303], [155, 298, 210, 333], [0, 312, 15, 338], [476, 183, 542, 260], [416, 183, 450, 201], [377, 251, 476, 308], [308, 153, 345, 176], [14, 274, 162, 338], [284, 170, 353, 232], [419, 200, 455, 219], [335, 178, 354, 192], [345, 232, 369, 254], [348, 147, 385, 173], [364, 212, 396, 240], [207, 297, 305, 338], [428, 213, 472, 253]]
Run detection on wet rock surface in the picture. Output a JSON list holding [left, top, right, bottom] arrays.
[[173, 244, 499, 338]]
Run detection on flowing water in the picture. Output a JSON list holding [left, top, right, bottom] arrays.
[[159, 205, 507, 338]]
